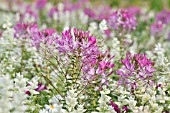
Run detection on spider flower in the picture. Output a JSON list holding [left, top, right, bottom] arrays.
[[57, 28, 101, 68], [57, 28, 100, 55], [110, 100, 121, 113], [150, 22, 163, 37], [116, 52, 155, 89], [14, 23, 38, 39], [19, 5, 38, 22], [127, 7, 141, 16], [156, 9, 170, 24], [14, 22, 58, 49], [26, 83, 47, 95], [14, 23, 29, 39], [56, 28, 114, 83], [35, 0, 47, 10], [84, 6, 112, 21], [108, 9, 137, 32], [30, 28, 58, 49], [84, 8, 96, 20]]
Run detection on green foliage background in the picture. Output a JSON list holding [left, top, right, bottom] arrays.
[[21, 0, 170, 11]]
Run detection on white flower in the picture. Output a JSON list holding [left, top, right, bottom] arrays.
[[98, 94, 111, 104], [124, 96, 137, 108], [154, 106, 163, 113], [151, 103, 158, 111], [12, 91, 28, 113], [76, 104, 86, 113], [65, 96, 78, 109], [49, 95, 63, 104], [100, 85, 110, 94], [53, 12, 58, 20], [14, 73, 28, 89], [154, 43, 165, 55], [26, 77, 39, 95], [79, 10, 88, 24], [0, 75, 14, 112], [45, 104, 58, 113], [58, 3, 64, 11], [99, 19, 108, 31], [39, 109, 49, 113], [142, 93, 150, 104], [88, 22, 98, 34], [70, 104, 86, 113], [107, 106, 117, 113]]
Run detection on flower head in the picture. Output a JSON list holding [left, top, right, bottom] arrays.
[[108, 9, 137, 32], [84, 6, 112, 21], [150, 22, 163, 37], [56, 28, 114, 84], [127, 7, 141, 16], [35, 0, 47, 10], [14, 23, 29, 39], [156, 9, 170, 24], [30, 28, 58, 49], [116, 52, 155, 89], [14, 23, 38, 39], [110, 100, 120, 113]]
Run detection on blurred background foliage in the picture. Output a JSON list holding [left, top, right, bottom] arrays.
[[22, 0, 170, 12]]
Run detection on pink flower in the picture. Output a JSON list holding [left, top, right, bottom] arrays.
[[48, 7, 58, 18], [96, 6, 113, 21], [56, 28, 114, 84], [108, 9, 137, 32], [84, 8, 96, 19], [27, 23, 39, 34], [134, 53, 154, 67], [97, 61, 114, 74], [122, 106, 129, 112], [116, 52, 155, 89], [14, 23, 38, 39], [63, 1, 81, 11], [35, 0, 47, 10], [31, 28, 58, 49], [20, 5, 38, 22], [26, 83, 47, 95], [127, 7, 141, 16], [104, 29, 112, 38], [150, 22, 163, 36], [84, 6, 112, 21], [56, 28, 100, 56], [35, 83, 47, 91], [96, 54, 114, 85], [156, 9, 170, 24], [14, 22, 57, 49], [110, 100, 120, 113], [56, 28, 101, 80], [14, 23, 29, 39]]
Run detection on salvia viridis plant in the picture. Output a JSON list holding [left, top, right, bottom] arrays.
[[0, 0, 170, 113]]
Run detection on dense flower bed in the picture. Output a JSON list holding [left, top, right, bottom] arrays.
[[0, 0, 170, 113]]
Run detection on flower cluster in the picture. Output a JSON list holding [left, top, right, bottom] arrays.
[[108, 9, 137, 32], [150, 9, 170, 37], [56, 28, 114, 85], [14, 22, 58, 49], [117, 52, 155, 90], [156, 10, 170, 25], [84, 6, 113, 21]]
